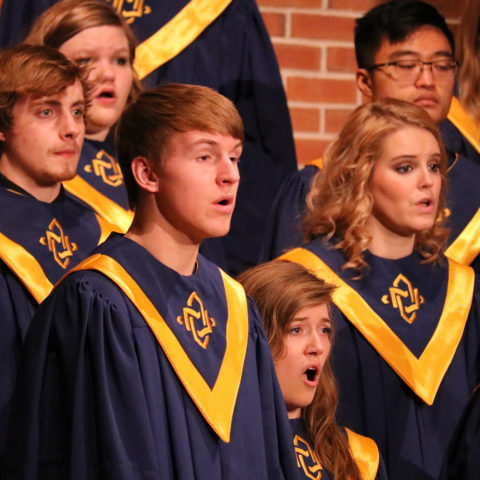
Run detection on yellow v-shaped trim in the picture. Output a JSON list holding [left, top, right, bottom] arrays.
[[445, 207, 480, 265], [279, 248, 474, 405], [447, 96, 480, 154], [346, 428, 379, 480], [443, 97, 480, 265], [134, 0, 232, 80], [0, 231, 52, 303], [70, 253, 248, 442], [305, 157, 323, 169], [63, 176, 133, 233]]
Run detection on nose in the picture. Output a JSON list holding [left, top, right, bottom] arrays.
[[92, 59, 115, 82], [418, 166, 435, 188], [59, 112, 82, 140], [218, 155, 240, 185], [305, 331, 324, 356], [415, 63, 435, 87]]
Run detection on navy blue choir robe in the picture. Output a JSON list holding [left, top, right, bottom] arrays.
[[0, 0, 297, 274], [0, 179, 111, 469], [5, 233, 298, 480], [280, 238, 480, 480], [290, 418, 388, 480], [440, 386, 480, 480]]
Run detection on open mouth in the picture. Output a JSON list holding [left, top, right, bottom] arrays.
[[305, 367, 317, 382], [97, 91, 114, 99], [218, 199, 229, 206]]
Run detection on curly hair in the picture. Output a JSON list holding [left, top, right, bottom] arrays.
[[457, 0, 480, 125], [303, 98, 449, 274], [237, 260, 361, 480]]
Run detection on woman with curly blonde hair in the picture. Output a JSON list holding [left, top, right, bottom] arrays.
[[280, 98, 480, 480], [238, 260, 387, 480]]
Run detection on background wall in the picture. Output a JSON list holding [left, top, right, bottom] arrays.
[[258, 0, 463, 167]]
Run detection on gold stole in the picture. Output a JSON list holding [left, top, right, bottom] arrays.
[[134, 0, 233, 80], [69, 253, 248, 442], [0, 214, 109, 303], [279, 248, 474, 405], [346, 428, 380, 480], [63, 177, 133, 234], [445, 97, 480, 264]]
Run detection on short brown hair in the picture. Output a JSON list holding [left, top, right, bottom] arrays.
[[25, 0, 141, 104], [0, 43, 91, 154], [304, 98, 449, 273], [116, 83, 244, 208]]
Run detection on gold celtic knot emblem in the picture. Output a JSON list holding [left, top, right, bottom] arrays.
[[106, 0, 152, 24], [293, 435, 322, 480], [84, 149, 124, 187], [381, 273, 424, 323], [39, 218, 78, 269], [177, 292, 216, 349]]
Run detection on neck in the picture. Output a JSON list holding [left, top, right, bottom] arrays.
[[125, 198, 200, 276], [366, 218, 415, 259], [0, 160, 60, 203], [85, 128, 109, 142]]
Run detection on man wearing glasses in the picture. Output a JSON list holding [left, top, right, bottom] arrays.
[[262, 0, 478, 267]]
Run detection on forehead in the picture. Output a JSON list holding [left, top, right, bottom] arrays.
[[166, 130, 242, 152], [379, 126, 440, 155], [59, 25, 129, 52], [14, 80, 84, 113], [374, 26, 453, 61]]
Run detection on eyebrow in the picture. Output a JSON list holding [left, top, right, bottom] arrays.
[[388, 49, 454, 60], [190, 139, 243, 149]]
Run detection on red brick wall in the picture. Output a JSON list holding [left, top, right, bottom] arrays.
[[258, 0, 463, 166]]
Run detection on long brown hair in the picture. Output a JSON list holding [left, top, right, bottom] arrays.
[[238, 260, 361, 480], [457, 0, 480, 125], [25, 0, 142, 104], [304, 98, 449, 273]]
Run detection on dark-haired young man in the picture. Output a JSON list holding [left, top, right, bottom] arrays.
[[263, 0, 479, 269], [0, 43, 112, 467], [5, 83, 298, 480]]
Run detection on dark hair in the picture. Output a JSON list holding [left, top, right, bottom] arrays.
[[355, 0, 455, 68], [0, 43, 91, 155], [116, 83, 244, 208]]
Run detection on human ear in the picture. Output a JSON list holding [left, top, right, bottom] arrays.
[[0, 131, 5, 142], [356, 68, 374, 98], [130, 156, 159, 193]]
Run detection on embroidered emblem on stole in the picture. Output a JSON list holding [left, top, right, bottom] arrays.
[[84, 149, 124, 187], [177, 292, 217, 349], [294, 435, 322, 480], [39, 218, 78, 269], [381, 273, 424, 323], [106, 0, 151, 24]]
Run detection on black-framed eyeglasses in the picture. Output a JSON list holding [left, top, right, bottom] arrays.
[[366, 59, 459, 82]]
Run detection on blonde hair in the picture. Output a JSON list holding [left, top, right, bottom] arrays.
[[238, 260, 361, 480], [304, 98, 449, 273], [25, 0, 142, 104], [457, 0, 480, 124]]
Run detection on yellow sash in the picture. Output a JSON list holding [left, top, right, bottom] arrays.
[[0, 213, 109, 304], [63, 176, 133, 233], [346, 428, 380, 480], [134, 0, 232, 80], [447, 96, 480, 154], [279, 248, 474, 405], [69, 253, 248, 442]]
